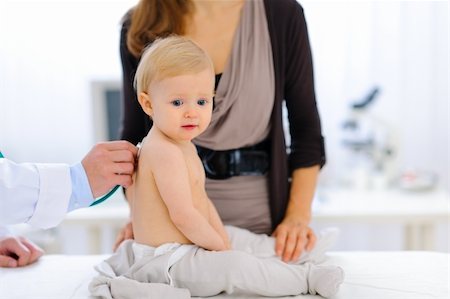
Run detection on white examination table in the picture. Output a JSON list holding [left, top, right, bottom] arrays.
[[0, 251, 448, 299]]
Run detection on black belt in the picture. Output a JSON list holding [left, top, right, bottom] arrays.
[[196, 140, 270, 180]]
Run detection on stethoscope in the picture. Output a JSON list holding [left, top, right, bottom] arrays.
[[0, 150, 119, 207], [91, 141, 141, 205]]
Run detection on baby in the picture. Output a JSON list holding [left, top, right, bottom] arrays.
[[92, 36, 344, 298]]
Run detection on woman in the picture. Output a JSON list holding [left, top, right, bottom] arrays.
[[116, 0, 325, 263]]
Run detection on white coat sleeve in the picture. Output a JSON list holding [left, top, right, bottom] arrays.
[[0, 159, 71, 229]]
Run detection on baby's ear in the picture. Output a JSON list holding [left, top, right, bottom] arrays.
[[138, 92, 153, 116]]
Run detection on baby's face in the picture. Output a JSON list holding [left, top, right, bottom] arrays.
[[149, 68, 214, 142]]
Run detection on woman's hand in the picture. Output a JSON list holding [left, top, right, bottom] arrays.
[[113, 221, 134, 251], [272, 217, 316, 262], [275, 165, 319, 262]]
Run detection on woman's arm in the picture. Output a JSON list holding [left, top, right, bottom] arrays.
[[273, 166, 318, 262], [272, 0, 324, 262], [119, 20, 151, 145], [286, 166, 319, 226]]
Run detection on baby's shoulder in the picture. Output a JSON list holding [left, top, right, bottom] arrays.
[[140, 138, 184, 164]]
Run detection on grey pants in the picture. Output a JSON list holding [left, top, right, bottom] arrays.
[[168, 226, 341, 297]]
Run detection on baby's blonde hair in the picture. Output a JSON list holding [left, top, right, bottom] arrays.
[[134, 35, 214, 95]]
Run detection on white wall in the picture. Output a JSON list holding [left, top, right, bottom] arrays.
[[0, 0, 136, 163], [301, 0, 449, 190], [301, 0, 449, 252]]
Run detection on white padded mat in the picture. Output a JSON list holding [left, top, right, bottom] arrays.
[[0, 251, 448, 299]]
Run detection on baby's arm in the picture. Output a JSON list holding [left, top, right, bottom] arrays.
[[207, 199, 231, 250], [151, 144, 226, 251]]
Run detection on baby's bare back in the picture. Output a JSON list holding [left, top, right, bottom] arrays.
[[132, 137, 210, 247]]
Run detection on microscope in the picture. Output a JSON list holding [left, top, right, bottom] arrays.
[[340, 87, 397, 190]]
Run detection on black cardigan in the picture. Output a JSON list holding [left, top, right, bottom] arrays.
[[119, 0, 325, 230]]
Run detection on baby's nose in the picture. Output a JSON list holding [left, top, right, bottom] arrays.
[[184, 107, 198, 118]]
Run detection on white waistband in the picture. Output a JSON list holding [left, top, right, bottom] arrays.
[[132, 242, 197, 286]]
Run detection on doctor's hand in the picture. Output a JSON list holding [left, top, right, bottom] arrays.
[[0, 236, 44, 268], [82, 141, 138, 198]]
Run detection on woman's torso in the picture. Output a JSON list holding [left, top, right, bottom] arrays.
[[185, 0, 274, 234], [184, 0, 245, 74]]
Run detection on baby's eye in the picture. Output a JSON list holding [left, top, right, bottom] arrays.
[[171, 99, 183, 107], [197, 99, 208, 106]]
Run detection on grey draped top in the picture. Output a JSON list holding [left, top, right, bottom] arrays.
[[195, 0, 275, 234], [194, 0, 274, 150]]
